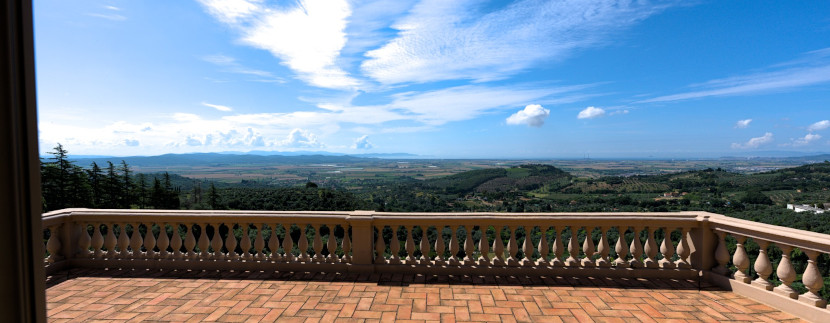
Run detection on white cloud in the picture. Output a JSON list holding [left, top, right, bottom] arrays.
[[123, 139, 139, 147], [506, 104, 550, 127], [735, 119, 752, 129], [793, 133, 821, 146], [577, 106, 605, 119], [202, 54, 285, 83], [200, 0, 358, 89], [731, 132, 773, 149], [642, 48, 830, 103], [807, 120, 830, 132], [362, 0, 674, 84], [280, 129, 322, 148], [202, 102, 233, 112], [87, 13, 127, 21], [352, 135, 373, 149], [609, 109, 629, 116]]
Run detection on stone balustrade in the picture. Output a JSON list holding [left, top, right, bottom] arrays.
[[42, 209, 830, 321]]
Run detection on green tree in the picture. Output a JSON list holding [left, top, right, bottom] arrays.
[[119, 160, 133, 208], [208, 183, 221, 209]]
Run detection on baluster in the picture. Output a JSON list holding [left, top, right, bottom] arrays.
[[144, 223, 156, 258], [225, 224, 238, 261], [643, 227, 658, 268], [171, 223, 183, 259], [241, 224, 252, 261], [732, 235, 750, 283], [118, 223, 130, 258], [504, 225, 518, 266], [255, 223, 266, 261], [388, 226, 401, 264], [674, 228, 691, 269], [375, 225, 386, 264], [282, 224, 294, 262], [477, 226, 490, 266], [420, 226, 432, 265], [105, 223, 117, 258], [78, 223, 92, 258], [449, 225, 461, 265], [157, 223, 170, 258], [613, 227, 629, 268], [211, 223, 223, 260], [629, 226, 644, 268], [773, 245, 798, 299], [596, 226, 610, 267], [298, 224, 309, 262], [521, 226, 534, 267], [327, 225, 338, 263], [712, 231, 729, 275], [341, 226, 351, 263], [46, 225, 62, 262], [581, 227, 596, 267], [184, 223, 197, 259], [658, 228, 676, 269], [536, 226, 549, 266], [751, 239, 773, 291], [405, 225, 417, 265], [491, 226, 504, 266], [268, 223, 280, 261], [435, 226, 447, 265], [92, 223, 104, 258], [798, 250, 827, 308], [129, 223, 143, 257], [312, 224, 323, 262], [463, 226, 474, 266], [565, 226, 579, 267], [551, 227, 564, 267]]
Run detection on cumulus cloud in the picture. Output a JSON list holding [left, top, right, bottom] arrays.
[[577, 106, 605, 119], [280, 129, 322, 148], [352, 135, 373, 149], [793, 133, 822, 146], [735, 119, 752, 129], [731, 132, 773, 149], [199, 0, 358, 89], [202, 102, 233, 112], [506, 104, 550, 127], [807, 120, 830, 132]]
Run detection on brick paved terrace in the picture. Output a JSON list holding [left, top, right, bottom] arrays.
[[47, 268, 804, 322], [42, 209, 830, 321]]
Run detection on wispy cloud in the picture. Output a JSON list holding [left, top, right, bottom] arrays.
[[87, 13, 126, 21], [506, 104, 549, 127], [642, 48, 830, 103], [202, 102, 233, 112], [202, 54, 285, 83], [793, 133, 821, 146], [577, 106, 605, 119], [199, 0, 358, 89], [731, 132, 773, 149], [362, 0, 676, 84], [807, 120, 829, 132], [735, 119, 752, 129]]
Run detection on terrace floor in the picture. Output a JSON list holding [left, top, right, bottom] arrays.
[[46, 268, 805, 323]]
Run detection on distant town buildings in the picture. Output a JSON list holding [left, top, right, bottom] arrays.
[[786, 204, 826, 214]]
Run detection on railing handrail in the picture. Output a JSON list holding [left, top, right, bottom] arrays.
[[703, 212, 830, 254]]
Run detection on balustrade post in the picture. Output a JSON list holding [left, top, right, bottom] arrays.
[[91, 223, 104, 258], [674, 227, 691, 269], [345, 212, 374, 272], [629, 226, 643, 268], [104, 223, 117, 259], [312, 224, 323, 262], [388, 226, 401, 264], [226, 224, 239, 261], [449, 225, 461, 266], [77, 223, 91, 258], [463, 226, 475, 266], [773, 245, 798, 299], [712, 230, 729, 275], [46, 225, 62, 263], [281, 224, 293, 262], [374, 225, 387, 264], [406, 225, 417, 265], [341, 225, 352, 263], [565, 226, 579, 267], [255, 223, 266, 261], [732, 235, 751, 283], [210, 223, 223, 260], [268, 223, 280, 262], [298, 224, 309, 262], [171, 223, 183, 259], [643, 227, 658, 268], [536, 226, 549, 266], [658, 227, 676, 269], [613, 227, 628, 268], [581, 227, 595, 267], [117, 223, 130, 258], [751, 239, 773, 291], [198, 223, 210, 259], [144, 223, 156, 259], [798, 250, 828, 308], [521, 226, 535, 267], [551, 227, 564, 267], [241, 224, 253, 261], [491, 226, 503, 266], [184, 223, 197, 259], [596, 226, 610, 267], [129, 223, 143, 258], [477, 226, 490, 266], [327, 225, 339, 263], [506, 225, 519, 266], [157, 223, 170, 259], [421, 226, 433, 265]]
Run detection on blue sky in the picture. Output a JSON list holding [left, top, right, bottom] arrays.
[[34, 0, 830, 158]]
